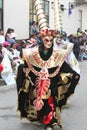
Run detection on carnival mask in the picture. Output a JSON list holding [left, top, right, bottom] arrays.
[[56, 34, 62, 44], [42, 36, 53, 49]]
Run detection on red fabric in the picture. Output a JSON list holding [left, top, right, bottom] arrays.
[[3, 41, 10, 47], [33, 76, 50, 111], [43, 96, 54, 124], [0, 64, 3, 72], [40, 29, 58, 38], [35, 78, 50, 98], [33, 98, 44, 110]]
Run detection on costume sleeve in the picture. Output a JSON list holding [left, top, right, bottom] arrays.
[[60, 61, 74, 73], [16, 64, 25, 93], [58, 61, 80, 109], [16, 60, 28, 92]]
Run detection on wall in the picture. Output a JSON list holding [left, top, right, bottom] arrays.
[[3, 0, 29, 39], [79, 4, 87, 31], [3, 0, 87, 39], [48, 0, 87, 35]]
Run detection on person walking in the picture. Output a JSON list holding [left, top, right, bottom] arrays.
[[16, 29, 80, 130], [16, 1, 80, 130]]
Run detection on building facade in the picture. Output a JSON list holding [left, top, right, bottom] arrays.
[[0, 0, 87, 39]]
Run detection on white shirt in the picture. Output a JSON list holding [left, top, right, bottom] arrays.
[[0, 35, 5, 44]]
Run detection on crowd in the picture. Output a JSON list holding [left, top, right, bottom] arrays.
[[0, 25, 42, 86], [0, 28, 23, 86], [0, 26, 87, 86], [68, 28, 87, 61]]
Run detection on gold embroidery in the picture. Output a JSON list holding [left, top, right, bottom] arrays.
[[23, 48, 67, 78], [23, 47, 67, 68], [23, 68, 31, 92], [27, 106, 38, 121], [54, 107, 62, 127], [57, 73, 73, 100], [58, 86, 68, 100], [42, 89, 51, 99], [60, 73, 73, 84]]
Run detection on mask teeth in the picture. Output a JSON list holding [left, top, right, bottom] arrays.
[[34, 0, 49, 31], [54, 0, 63, 31]]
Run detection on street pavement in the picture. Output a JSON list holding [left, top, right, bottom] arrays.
[[0, 61, 87, 130]]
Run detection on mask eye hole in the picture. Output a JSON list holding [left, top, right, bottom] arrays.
[[44, 39, 49, 42], [44, 38, 53, 42], [50, 39, 53, 42]]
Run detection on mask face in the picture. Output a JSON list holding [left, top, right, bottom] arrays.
[[56, 34, 62, 44], [42, 36, 53, 49]]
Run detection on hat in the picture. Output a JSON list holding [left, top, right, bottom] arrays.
[[34, 0, 61, 39], [3, 41, 10, 47], [40, 29, 58, 38], [7, 38, 16, 44]]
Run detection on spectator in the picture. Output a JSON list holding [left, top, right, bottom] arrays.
[[0, 29, 5, 44], [0, 43, 16, 85], [0, 44, 4, 80], [79, 36, 86, 61], [16, 40, 26, 58], [30, 21, 39, 35], [35, 22, 39, 33], [0, 44, 4, 63], [2, 41, 13, 61], [69, 35, 80, 60], [10, 28, 16, 40], [5, 28, 16, 44], [75, 28, 82, 37], [9, 42, 22, 73]]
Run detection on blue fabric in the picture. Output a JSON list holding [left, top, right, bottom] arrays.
[[7, 38, 16, 44], [83, 54, 87, 60]]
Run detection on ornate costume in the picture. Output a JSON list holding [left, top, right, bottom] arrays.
[[16, 38, 80, 129], [16, 1, 80, 130]]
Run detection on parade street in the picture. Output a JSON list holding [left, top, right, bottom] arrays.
[[0, 61, 87, 130]]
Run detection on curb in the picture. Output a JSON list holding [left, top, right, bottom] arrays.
[[0, 83, 16, 90]]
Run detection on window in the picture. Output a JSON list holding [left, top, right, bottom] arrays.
[[29, 0, 49, 35], [42, 0, 49, 22], [29, 0, 36, 35], [0, 0, 3, 29]]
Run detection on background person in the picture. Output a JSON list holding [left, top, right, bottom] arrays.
[[0, 29, 5, 44]]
